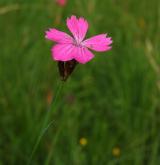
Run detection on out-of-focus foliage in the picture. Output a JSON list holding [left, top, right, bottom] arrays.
[[0, 0, 160, 164]]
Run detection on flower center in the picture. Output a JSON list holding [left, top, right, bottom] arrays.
[[73, 39, 84, 47]]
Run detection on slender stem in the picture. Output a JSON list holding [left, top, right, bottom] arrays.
[[44, 123, 62, 165], [27, 81, 64, 165]]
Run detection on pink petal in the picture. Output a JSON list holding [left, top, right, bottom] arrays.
[[74, 47, 94, 64], [51, 44, 77, 61], [83, 34, 112, 52], [56, 0, 67, 6], [66, 15, 88, 42], [45, 28, 73, 44]]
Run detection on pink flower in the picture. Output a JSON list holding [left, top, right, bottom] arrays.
[[56, 0, 67, 6], [45, 15, 112, 64]]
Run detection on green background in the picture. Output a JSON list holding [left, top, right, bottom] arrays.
[[0, 0, 160, 164]]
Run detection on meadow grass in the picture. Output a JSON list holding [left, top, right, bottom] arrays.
[[0, 0, 160, 164]]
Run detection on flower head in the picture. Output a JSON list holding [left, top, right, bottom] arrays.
[[45, 15, 112, 64], [79, 137, 88, 146], [112, 146, 121, 157], [56, 0, 67, 6]]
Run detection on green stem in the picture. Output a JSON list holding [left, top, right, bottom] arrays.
[[44, 121, 63, 165], [27, 81, 64, 165]]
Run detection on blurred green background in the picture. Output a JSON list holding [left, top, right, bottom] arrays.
[[0, 0, 160, 164]]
